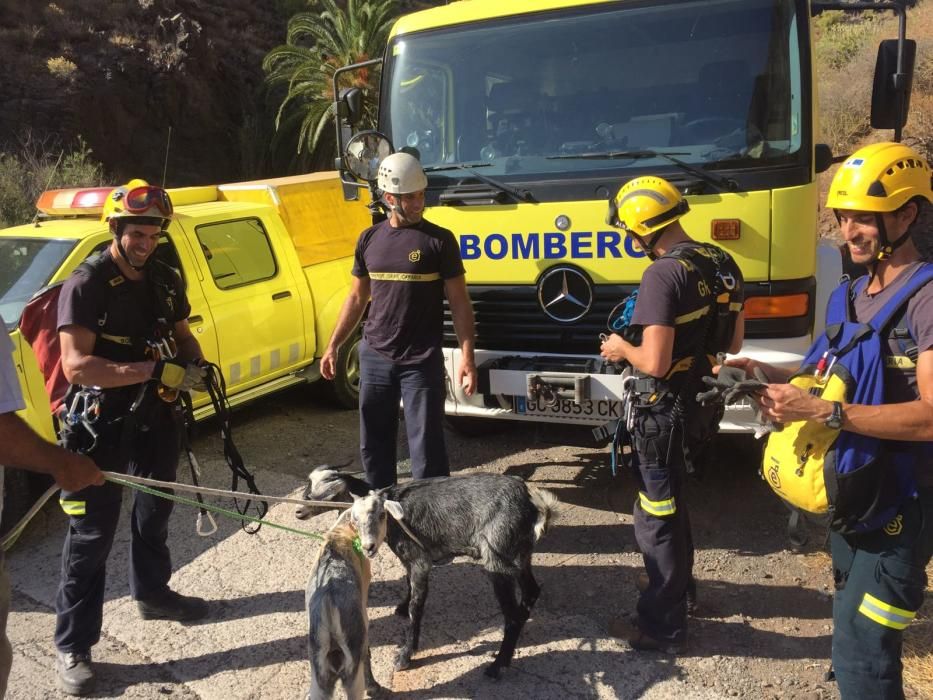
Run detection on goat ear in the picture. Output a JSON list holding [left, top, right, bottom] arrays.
[[384, 499, 405, 521]]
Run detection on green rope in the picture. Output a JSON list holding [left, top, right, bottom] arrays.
[[105, 475, 325, 542]]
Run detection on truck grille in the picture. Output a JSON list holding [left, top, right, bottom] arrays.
[[443, 284, 634, 354], [443, 278, 813, 352]]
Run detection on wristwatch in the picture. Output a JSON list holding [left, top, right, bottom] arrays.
[[825, 401, 844, 430]]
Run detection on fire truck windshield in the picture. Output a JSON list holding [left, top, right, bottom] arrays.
[[382, 0, 806, 180]]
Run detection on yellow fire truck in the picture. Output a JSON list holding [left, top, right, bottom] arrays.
[[333, 0, 916, 432]]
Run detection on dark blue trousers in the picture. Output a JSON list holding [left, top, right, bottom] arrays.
[[631, 401, 694, 645], [830, 489, 933, 699], [358, 340, 449, 489], [54, 406, 181, 653]]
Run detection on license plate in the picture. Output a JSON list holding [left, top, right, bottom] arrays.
[[513, 395, 622, 421]]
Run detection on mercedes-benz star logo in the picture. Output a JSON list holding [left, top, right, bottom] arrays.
[[537, 266, 593, 323]]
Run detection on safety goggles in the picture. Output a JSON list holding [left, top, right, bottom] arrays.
[[121, 186, 173, 218]]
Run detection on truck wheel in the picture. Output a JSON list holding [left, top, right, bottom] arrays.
[[329, 332, 362, 409], [1, 469, 53, 538]]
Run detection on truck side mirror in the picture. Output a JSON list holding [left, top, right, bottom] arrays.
[[344, 131, 393, 183], [814, 144, 833, 174], [870, 39, 915, 131], [336, 88, 365, 127]]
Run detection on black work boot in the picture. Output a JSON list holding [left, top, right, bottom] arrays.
[[137, 589, 209, 621], [57, 650, 95, 696], [636, 572, 699, 615]]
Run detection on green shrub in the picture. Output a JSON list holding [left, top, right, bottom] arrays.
[[814, 11, 881, 70], [0, 136, 107, 229]]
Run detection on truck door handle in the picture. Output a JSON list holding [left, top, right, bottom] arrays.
[[189, 315, 204, 325], [272, 291, 292, 301]]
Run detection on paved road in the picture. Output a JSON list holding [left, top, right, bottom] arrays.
[[6, 386, 848, 699]]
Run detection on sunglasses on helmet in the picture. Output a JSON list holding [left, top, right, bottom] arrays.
[[119, 186, 173, 218]]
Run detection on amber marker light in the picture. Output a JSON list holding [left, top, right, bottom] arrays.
[[711, 219, 741, 241], [745, 294, 809, 319]]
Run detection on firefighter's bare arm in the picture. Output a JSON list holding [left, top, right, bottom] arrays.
[[600, 325, 674, 377], [0, 412, 104, 491], [444, 274, 477, 396], [758, 349, 933, 441], [321, 275, 371, 381], [60, 324, 156, 387]]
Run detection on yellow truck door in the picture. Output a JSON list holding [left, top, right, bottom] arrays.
[[162, 225, 220, 374], [175, 211, 307, 391]]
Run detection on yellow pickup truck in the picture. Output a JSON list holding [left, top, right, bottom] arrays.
[[1, 173, 370, 523]]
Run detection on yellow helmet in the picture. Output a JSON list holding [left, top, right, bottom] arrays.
[[607, 176, 689, 237], [101, 179, 173, 229], [826, 142, 933, 213]]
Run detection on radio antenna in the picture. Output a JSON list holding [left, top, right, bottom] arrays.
[[161, 126, 172, 187], [32, 149, 64, 226]]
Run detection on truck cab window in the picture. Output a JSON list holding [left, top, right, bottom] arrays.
[[195, 218, 278, 290]]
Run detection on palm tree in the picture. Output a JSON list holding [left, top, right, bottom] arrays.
[[263, 0, 398, 164]]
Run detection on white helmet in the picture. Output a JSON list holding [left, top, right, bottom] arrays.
[[377, 152, 427, 194]]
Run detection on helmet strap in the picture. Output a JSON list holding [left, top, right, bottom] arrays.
[[112, 221, 148, 272], [873, 211, 913, 263], [640, 225, 670, 261]]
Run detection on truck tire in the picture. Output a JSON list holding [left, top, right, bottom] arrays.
[[329, 332, 362, 409], [1, 468, 53, 538]]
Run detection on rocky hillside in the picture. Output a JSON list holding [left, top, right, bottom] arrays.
[[0, 0, 284, 185]]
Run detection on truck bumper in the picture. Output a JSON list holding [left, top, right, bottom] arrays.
[[442, 335, 811, 434]]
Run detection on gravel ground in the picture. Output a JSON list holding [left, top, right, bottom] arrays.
[[4, 383, 929, 699]]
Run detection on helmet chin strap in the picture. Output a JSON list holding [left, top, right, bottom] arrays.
[[634, 226, 669, 261], [112, 222, 148, 272], [873, 212, 913, 262]]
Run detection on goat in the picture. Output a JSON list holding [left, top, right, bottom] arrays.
[[297, 469, 559, 679], [305, 494, 396, 699]]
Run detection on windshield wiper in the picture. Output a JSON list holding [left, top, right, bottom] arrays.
[[426, 163, 534, 203], [423, 162, 491, 172], [548, 149, 738, 192]]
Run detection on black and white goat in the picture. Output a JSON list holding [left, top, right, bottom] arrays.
[[305, 494, 395, 699], [297, 469, 559, 679]]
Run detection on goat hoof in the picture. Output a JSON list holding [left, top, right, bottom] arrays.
[[394, 652, 412, 671], [483, 663, 502, 680], [365, 683, 388, 698], [394, 603, 409, 617]]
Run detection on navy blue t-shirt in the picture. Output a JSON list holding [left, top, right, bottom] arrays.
[[352, 218, 465, 363], [630, 241, 744, 374]]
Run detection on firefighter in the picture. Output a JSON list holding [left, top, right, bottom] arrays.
[[320, 152, 477, 489], [733, 142, 933, 698], [601, 176, 745, 652], [54, 183, 208, 696]]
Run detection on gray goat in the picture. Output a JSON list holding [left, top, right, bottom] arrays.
[[297, 469, 558, 679], [306, 495, 395, 699]]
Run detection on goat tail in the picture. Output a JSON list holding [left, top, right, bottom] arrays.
[[527, 486, 559, 541]]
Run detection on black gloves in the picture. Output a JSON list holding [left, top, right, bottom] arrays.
[[696, 364, 779, 435], [696, 365, 769, 406]]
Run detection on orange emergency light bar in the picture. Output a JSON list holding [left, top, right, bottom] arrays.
[[744, 293, 809, 319], [35, 186, 114, 216]]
